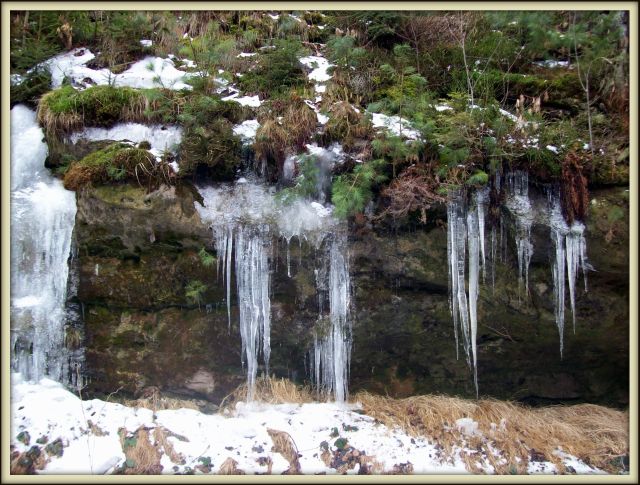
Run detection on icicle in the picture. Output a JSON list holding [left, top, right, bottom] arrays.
[[225, 227, 233, 330], [286, 237, 291, 278], [566, 222, 587, 334], [447, 202, 460, 360], [212, 222, 272, 400], [447, 192, 482, 396], [234, 225, 272, 400], [474, 188, 488, 284], [505, 171, 534, 296]]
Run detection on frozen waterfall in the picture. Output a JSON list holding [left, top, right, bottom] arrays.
[[10, 105, 77, 383], [196, 178, 352, 401], [310, 234, 352, 402]]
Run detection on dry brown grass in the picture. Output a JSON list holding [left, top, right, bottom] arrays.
[[323, 101, 373, 150], [218, 457, 245, 474], [118, 427, 163, 474], [153, 427, 186, 466], [220, 376, 314, 411], [254, 95, 318, 179], [123, 386, 200, 413], [267, 428, 301, 474], [353, 391, 629, 474]]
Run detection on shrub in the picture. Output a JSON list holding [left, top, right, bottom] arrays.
[[331, 158, 387, 219], [177, 96, 246, 179], [238, 39, 309, 97], [322, 101, 372, 149], [10, 67, 52, 107]]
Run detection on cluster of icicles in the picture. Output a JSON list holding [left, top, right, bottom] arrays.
[[447, 171, 590, 396], [199, 184, 352, 402]]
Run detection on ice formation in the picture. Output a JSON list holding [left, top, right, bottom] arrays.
[[505, 171, 534, 295], [447, 193, 480, 395], [196, 179, 352, 401], [10, 105, 77, 383], [310, 234, 352, 402], [547, 192, 589, 357], [39, 49, 198, 90]]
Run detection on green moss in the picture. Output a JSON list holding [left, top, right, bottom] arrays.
[[63, 143, 154, 190], [38, 85, 180, 136]]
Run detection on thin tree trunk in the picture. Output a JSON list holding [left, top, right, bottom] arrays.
[[22, 12, 29, 48]]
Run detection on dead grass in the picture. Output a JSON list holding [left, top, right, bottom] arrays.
[[220, 376, 314, 411], [254, 95, 318, 180], [153, 427, 186, 465], [218, 457, 245, 474], [118, 427, 163, 474], [323, 101, 373, 150], [267, 428, 301, 474], [123, 386, 200, 413], [353, 391, 629, 474]]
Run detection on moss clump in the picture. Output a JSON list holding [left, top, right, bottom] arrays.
[[63, 143, 158, 190], [37, 85, 179, 137]]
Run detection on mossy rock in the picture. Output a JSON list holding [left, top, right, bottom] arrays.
[[63, 142, 156, 191]]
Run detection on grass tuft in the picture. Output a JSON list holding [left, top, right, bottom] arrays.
[[354, 391, 629, 474]]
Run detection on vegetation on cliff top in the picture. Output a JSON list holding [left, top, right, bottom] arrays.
[[11, 9, 629, 220]]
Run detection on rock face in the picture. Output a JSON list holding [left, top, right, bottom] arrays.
[[74, 182, 629, 407]]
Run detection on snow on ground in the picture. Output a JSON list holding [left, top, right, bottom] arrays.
[[534, 60, 570, 68], [299, 55, 333, 84], [36, 48, 198, 90], [369, 112, 421, 140], [232, 119, 260, 144], [298, 54, 333, 124], [221, 92, 262, 107], [68, 124, 183, 160], [10, 374, 607, 475]]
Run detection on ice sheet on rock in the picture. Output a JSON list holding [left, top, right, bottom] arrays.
[[369, 112, 421, 140], [196, 179, 339, 246], [233, 119, 260, 144], [43, 48, 100, 88], [68, 123, 183, 154], [311, 234, 352, 402], [10, 106, 77, 383], [299, 55, 334, 95]]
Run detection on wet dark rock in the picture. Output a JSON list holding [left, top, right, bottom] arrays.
[[75, 181, 629, 407]]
